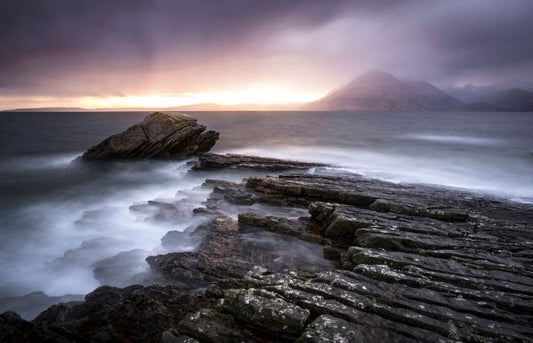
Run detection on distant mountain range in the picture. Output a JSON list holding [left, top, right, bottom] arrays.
[[447, 85, 533, 111], [5, 107, 91, 112], [307, 71, 533, 111], [4, 71, 533, 112]]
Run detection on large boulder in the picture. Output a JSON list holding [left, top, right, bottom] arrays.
[[81, 112, 219, 160]]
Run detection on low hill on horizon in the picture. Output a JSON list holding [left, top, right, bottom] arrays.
[[2, 103, 303, 112], [448, 85, 533, 111]]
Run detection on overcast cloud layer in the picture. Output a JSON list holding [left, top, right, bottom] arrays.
[[1, 0, 532, 102]]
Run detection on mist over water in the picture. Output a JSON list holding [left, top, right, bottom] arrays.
[[194, 111, 533, 202], [0, 111, 532, 317]]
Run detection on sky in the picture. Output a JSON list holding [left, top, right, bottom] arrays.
[[1, 0, 532, 110]]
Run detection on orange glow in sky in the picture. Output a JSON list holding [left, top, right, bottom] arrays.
[[0, 85, 325, 110], [81, 86, 324, 108]]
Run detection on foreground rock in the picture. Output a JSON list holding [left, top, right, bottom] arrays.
[[0, 292, 83, 321], [179, 173, 532, 342], [143, 171, 533, 342], [147, 216, 334, 290], [0, 311, 70, 343], [2, 157, 533, 342], [82, 112, 219, 160], [20, 285, 208, 343]]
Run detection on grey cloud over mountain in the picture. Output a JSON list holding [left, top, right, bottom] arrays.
[[1, 0, 532, 98]]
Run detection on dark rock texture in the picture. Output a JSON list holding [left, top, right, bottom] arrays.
[[238, 211, 324, 244], [193, 153, 324, 171], [239, 268, 533, 342], [204, 179, 257, 206], [2, 157, 533, 342], [81, 112, 219, 160], [176, 172, 532, 342], [174, 308, 254, 343], [246, 173, 533, 226], [219, 288, 310, 338], [0, 311, 71, 343], [147, 216, 333, 290], [31, 285, 210, 343]]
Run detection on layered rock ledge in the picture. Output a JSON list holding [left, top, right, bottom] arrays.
[[81, 112, 219, 160], [192, 153, 325, 172], [2, 154, 533, 342]]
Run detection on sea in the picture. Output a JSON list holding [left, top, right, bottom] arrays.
[[0, 111, 532, 316]]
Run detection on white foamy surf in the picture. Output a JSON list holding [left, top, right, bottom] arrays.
[[226, 145, 533, 204]]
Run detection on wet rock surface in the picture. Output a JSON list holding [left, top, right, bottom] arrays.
[[147, 216, 333, 290], [0, 311, 71, 343], [2, 156, 533, 342], [81, 112, 219, 160], [31, 285, 210, 343], [219, 287, 310, 338], [246, 174, 533, 225], [192, 153, 324, 171]]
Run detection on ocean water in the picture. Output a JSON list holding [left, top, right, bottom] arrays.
[[0, 111, 532, 312]]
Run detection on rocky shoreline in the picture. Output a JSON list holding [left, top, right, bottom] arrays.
[[2, 114, 532, 342]]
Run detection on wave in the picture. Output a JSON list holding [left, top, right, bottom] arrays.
[[0, 156, 283, 300], [0, 152, 81, 174], [0, 159, 206, 297], [401, 134, 503, 146], [224, 145, 533, 203]]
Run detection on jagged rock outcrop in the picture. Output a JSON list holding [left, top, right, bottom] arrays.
[[81, 112, 219, 160]]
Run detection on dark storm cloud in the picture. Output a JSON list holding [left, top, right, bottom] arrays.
[[410, 0, 533, 85], [0, 0, 354, 95], [0, 0, 532, 98]]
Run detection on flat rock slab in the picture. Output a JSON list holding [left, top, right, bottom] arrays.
[[82, 112, 219, 160], [246, 173, 533, 227], [237, 268, 533, 342], [219, 288, 310, 337], [192, 153, 325, 171]]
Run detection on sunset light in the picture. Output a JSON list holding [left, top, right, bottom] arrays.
[[0, 87, 325, 110], [1, 2, 533, 340], [77, 86, 324, 109]]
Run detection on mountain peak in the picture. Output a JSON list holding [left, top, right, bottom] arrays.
[[348, 70, 399, 87], [338, 70, 404, 96], [356, 70, 396, 81], [308, 70, 462, 111]]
